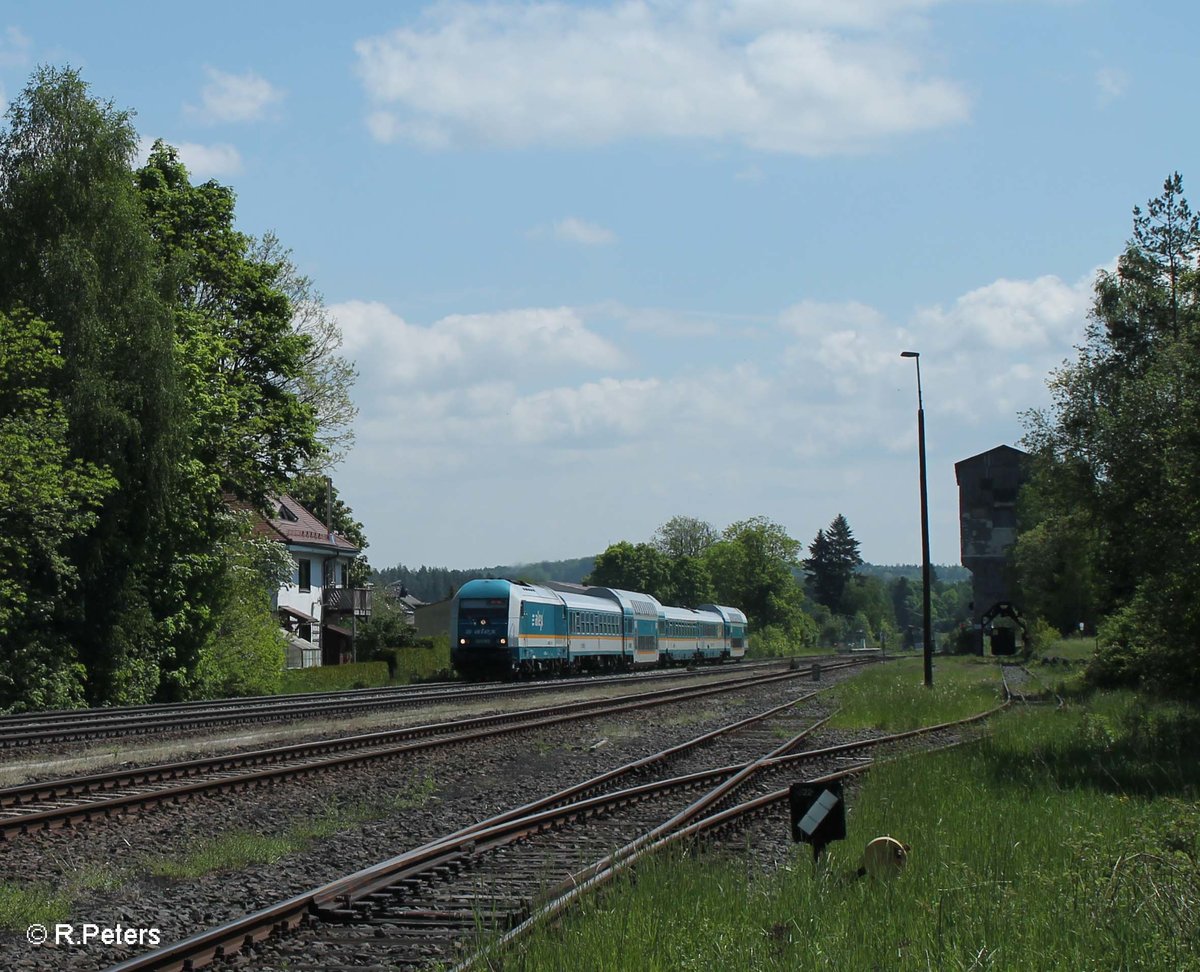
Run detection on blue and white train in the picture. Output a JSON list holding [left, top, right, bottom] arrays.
[[450, 578, 748, 678]]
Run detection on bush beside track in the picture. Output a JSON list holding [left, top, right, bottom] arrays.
[[278, 662, 392, 694]]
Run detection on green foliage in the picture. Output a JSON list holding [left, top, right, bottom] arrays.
[[355, 594, 451, 680], [278, 661, 391, 693], [1013, 474, 1098, 635], [587, 515, 817, 644], [354, 594, 415, 659], [1022, 174, 1200, 693], [0, 310, 114, 711], [0, 67, 178, 704], [372, 557, 595, 603], [0, 883, 72, 933], [253, 232, 358, 470], [0, 69, 350, 708], [286, 473, 370, 585], [651, 515, 717, 559], [705, 516, 805, 630], [1027, 617, 1062, 653], [137, 141, 320, 502], [803, 513, 863, 609], [744, 623, 818, 657], [586, 541, 675, 602], [387, 634, 452, 683], [828, 655, 1003, 730], [190, 533, 288, 698]]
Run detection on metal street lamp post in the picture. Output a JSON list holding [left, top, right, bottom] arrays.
[[900, 351, 934, 687]]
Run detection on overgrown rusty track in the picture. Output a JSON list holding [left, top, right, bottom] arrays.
[[102, 688, 1006, 972], [0, 664, 860, 840]]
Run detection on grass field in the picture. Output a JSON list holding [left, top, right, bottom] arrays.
[[826, 655, 1005, 730], [1035, 635, 1098, 663], [503, 676, 1200, 971]]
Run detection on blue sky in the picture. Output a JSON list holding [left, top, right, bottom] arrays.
[[3, 2, 1195, 570]]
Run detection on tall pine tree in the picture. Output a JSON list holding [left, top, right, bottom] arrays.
[[804, 514, 863, 610]]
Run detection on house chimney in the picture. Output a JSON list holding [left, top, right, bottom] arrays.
[[326, 475, 334, 544]]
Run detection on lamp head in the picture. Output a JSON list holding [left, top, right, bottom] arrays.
[[900, 351, 919, 358]]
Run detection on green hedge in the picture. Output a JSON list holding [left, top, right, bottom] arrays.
[[379, 634, 453, 684], [278, 661, 392, 694]]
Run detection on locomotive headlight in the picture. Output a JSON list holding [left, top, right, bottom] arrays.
[[459, 638, 467, 645], [500, 638, 507, 645]]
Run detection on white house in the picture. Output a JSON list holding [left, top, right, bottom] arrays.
[[251, 494, 370, 668]]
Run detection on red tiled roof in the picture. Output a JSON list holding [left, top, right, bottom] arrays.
[[268, 494, 360, 554], [227, 492, 359, 554]]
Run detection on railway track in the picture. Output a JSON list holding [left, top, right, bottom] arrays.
[[0, 663, 865, 840], [101, 687, 1006, 972], [0, 660, 792, 750]]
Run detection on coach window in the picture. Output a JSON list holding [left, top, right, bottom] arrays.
[[298, 559, 312, 593]]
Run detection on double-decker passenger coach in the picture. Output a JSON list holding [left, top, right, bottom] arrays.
[[450, 578, 749, 679]]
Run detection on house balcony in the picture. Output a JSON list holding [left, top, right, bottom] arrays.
[[323, 586, 373, 618]]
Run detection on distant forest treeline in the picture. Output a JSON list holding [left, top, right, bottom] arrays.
[[372, 558, 596, 602], [371, 558, 965, 604]]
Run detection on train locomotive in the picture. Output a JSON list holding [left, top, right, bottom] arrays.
[[451, 578, 748, 679]]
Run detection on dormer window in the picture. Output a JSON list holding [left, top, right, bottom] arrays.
[[278, 502, 299, 522]]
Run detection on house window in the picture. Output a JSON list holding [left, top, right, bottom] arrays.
[[298, 559, 312, 592]]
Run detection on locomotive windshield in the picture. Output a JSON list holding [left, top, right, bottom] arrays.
[[458, 598, 507, 633]]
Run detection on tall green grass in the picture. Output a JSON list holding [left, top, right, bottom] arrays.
[[1037, 635, 1098, 663], [827, 656, 1004, 730], [504, 693, 1200, 971]]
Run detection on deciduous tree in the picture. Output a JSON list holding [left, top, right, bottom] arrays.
[[651, 515, 717, 560], [0, 67, 178, 703]]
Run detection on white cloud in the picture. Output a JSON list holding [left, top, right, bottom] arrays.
[[174, 142, 243, 178], [333, 301, 626, 386], [554, 217, 617, 245], [1095, 67, 1128, 105], [354, 1, 968, 153], [0, 26, 31, 69], [133, 137, 243, 178], [602, 302, 723, 338], [718, 0, 946, 32], [911, 273, 1093, 352], [189, 67, 284, 124], [337, 264, 1099, 567]]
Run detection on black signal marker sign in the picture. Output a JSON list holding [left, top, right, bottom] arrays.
[[789, 781, 846, 847]]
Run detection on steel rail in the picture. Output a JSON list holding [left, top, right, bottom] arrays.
[[0, 658, 808, 729], [1, 665, 855, 839], [100, 691, 836, 972], [103, 688, 1002, 972], [455, 699, 1012, 971], [0, 660, 797, 749]]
